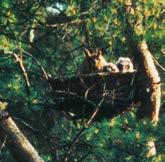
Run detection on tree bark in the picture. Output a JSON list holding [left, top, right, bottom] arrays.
[[0, 110, 44, 162], [124, 1, 161, 158], [124, 1, 161, 123], [137, 41, 161, 122]]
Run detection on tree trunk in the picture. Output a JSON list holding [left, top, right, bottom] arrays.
[[0, 110, 44, 162], [124, 1, 161, 158], [124, 1, 161, 123], [137, 41, 161, 122]]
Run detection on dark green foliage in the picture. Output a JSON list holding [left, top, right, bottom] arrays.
[[0, 0, 164, 161]]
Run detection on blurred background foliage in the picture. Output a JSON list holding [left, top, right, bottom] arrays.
[[0, 0, 164, 161]]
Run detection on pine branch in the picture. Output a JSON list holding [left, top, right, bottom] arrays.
[[4, 50, 31, 95]]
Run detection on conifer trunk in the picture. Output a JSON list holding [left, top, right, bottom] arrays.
[[137, 41, 161, 122], [124, 1, 161, 122], [0, 110, 44, 162], [124, 1, 161, 158]]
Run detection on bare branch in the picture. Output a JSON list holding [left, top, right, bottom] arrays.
[[4, 50, 31, 95], [20, 49, 49, 80], [153, 56, 165, 72]]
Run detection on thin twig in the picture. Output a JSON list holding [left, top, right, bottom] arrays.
[[0, 135, 7, 152], [64, 89, 106, 162], [20, 49, 49, 80], [85, 84, 97, 99], [6, 50, 31, 95], [14, 117, 39, 133], [86, 93, 106, 126], [52, 90, 96, 107], [153, 57, 165, 72]]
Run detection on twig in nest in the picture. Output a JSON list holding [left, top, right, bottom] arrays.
[[85, 84, 97, 99], [86, 93, 106, 126]]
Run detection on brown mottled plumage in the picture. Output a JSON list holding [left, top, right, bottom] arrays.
[[79, 49, 108, 74]]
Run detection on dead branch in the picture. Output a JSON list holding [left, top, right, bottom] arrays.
[[86, 84, 106, 126], [0, 110, 44, 162], [64, 88, 107, 162], [4, 50, 31, 95], [153, 56, 165, 72], [20, 49, 49, 80]]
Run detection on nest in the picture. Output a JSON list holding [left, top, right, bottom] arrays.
[[49, 72, 142, 119]]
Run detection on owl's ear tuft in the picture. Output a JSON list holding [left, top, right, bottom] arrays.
[[84, 49, 92, 57]]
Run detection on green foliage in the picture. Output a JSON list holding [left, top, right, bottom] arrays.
[[0, 0, 164, 162], [30, 110, 164, 162]]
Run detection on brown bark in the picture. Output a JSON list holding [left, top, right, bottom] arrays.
[[0, 110, 44, 162], [137, 41, 161, 122], [124, 1, 161, 158], [125, 2, 161, 123]]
